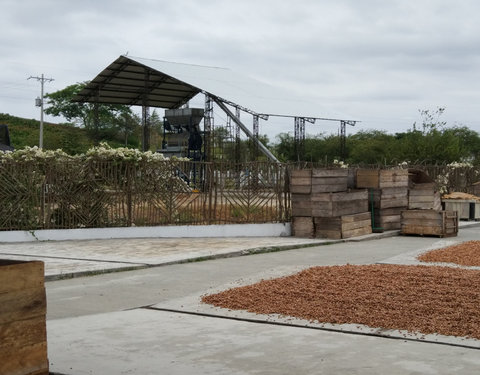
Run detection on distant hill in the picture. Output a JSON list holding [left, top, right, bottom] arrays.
[[0, 113, 92, 154]]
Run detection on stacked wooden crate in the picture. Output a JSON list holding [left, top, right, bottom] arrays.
[[401, 210, 458, 237], [291, 169, 314, 237], [290, 169, 371, 239], [408, 169, 441, 210], [401, 169, 458, 237], [357, 169, 409, 231], [0, 260, 49, 375]]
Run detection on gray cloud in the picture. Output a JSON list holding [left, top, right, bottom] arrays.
[[1, 0, 479, 138]]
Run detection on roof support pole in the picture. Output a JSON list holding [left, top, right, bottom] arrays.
[[93, 88, 100, 145], [340, 120, 346, 161], [235, 106, 241, 163], [252, 114, 259, 160], [294, 117, 306, 162], [340, 120, 355, 161], [142, 68, 150, 151], [204, 94, 214, 162], [213, 97, 279, 163]]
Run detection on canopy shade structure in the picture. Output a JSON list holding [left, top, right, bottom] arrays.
[[72, 55, 355, 122]]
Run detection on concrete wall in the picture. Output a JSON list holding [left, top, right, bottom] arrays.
[[0, 223, 292, 243]]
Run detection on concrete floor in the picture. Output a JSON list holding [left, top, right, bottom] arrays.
[[5, 226, 480, 374]]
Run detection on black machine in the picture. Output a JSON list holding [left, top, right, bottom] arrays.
[[0, 124, 14, 151], [160, 108, 204, 161]]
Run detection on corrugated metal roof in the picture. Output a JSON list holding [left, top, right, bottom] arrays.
[[73, 55, 355, 122]]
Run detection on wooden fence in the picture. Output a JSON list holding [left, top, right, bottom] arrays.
[[1, 158, 478, 232], [0, 159, 290, 231]]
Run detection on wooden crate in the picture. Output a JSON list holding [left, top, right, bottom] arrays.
[[372, 207, 403, 231], [291, 193, 312, 217], [408, 182, 436, 210], [290, 169, 312, 194], [401, 210, 458, 237], [292, 216, 315, 238], [0, 260, 48, 375], [443, 199, 480, 220], [370, 187, 408, 209], [311, 189, 368, 217], [311, 168, 348, 193], [315, 212, 372, 239], [357, 169, 409, 189]]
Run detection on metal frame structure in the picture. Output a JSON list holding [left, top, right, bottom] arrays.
[[73, 55, 358, 162]]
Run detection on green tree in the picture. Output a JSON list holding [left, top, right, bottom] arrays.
[[44, 82, 138, 145]]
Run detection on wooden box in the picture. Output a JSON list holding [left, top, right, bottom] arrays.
[[443, 199, 480, 220], [370, 187, 409, 209], [291, 193, 312, 217], [311, 189, 368, 217], [311, 168, 348, 193], [315, 212, 372, 239], [292, 216, 315, 238], [0, 260, 48, 375], [290, 169, 312, 194], [401, 210, 458, 237], [408, 182, 436, 210], [372, 207, 403, 231], [357, 169, 409, 189]]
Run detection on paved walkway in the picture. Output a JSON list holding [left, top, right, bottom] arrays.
[[0, 232, 399, 280], [4, 223, 480, 374]]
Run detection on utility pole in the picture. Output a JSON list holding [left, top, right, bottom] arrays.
[[28, 74, 54, 149]]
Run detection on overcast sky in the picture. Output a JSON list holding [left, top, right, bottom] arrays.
[[1, 0, 480, 140]]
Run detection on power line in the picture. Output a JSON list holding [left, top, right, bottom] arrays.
[[27, 74, 54, 149]]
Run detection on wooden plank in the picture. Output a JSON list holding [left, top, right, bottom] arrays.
[[408, 201, 435, 210], [0, 287, 47, 324], [401, 210, 441, 220], [292, 217, 314, 238], [312, 200, 368, 217], [312, 176, 348, 185], [291, 194, 311, 203], [342, 226, 372, 238], [290, 185, 311, 194], [291, 169, 312, 179], [374, 207, 404, 216], [311, 183, 348, 194], [341, 212, 371, 222], [0, 341, 48, 375], [0, 261, 44, 294], [401, 210, 458, 237], [401, 224, 444, 236], [377, 221, 401, 230], [379, 170, 409, 188], [0, 316, 47, 352], [342, 219, 371, 231], [292, 206, 312, 217], [356, 169, 379, 188], [290, 177, 312, 186], [291, 194, 311, 216], [312, 169, 348, 178], [311, 190, 368, 202], [374, 215, 401, 224]]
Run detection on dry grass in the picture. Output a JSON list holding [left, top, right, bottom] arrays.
[[202, 264, 480, 339]]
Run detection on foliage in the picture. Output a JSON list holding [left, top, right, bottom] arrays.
[[44, 82, 137, 144], [271, 108, 480, 165], [0, 113, 91, 154]]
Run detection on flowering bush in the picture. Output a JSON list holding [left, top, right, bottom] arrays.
[[333, 159, 348, 169], [0, 146, 70, 162], [0, 143, 187, 163]]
